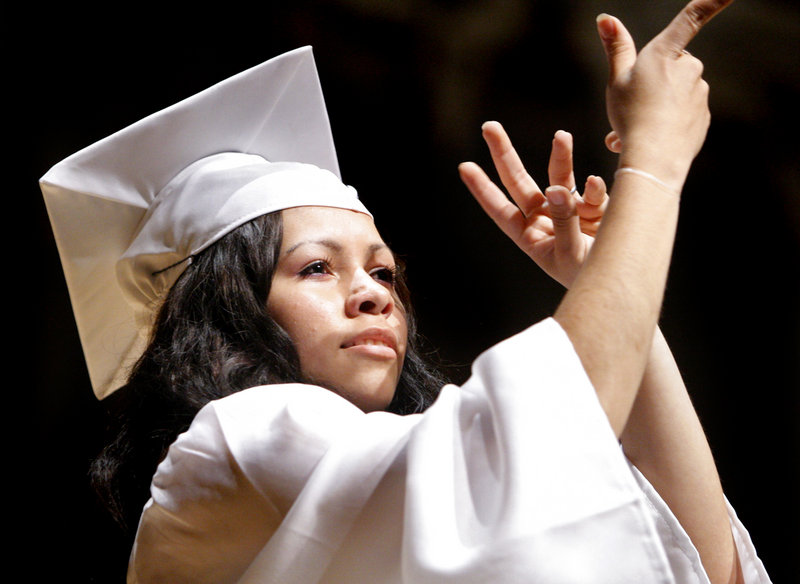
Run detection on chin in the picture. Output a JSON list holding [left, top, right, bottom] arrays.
[[315, 375, 398, 413], [301, 359, 402, 412], [342, 384, 396, 413]]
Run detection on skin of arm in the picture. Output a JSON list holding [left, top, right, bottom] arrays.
[[556, 8, 741, 583], [622, 328, 744, 584], [554, 1, 721, 436], [459, 2, 741, 582], [463, 129, 741, 584]]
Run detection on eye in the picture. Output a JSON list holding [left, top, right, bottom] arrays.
[[371, 266, 397, 287], [299, 260, 332, 277]]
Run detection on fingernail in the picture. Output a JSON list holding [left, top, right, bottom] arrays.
[[546, 186, 565, 205], [596, 14, 615, 40]]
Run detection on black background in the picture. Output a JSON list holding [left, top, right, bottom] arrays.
[[16, 1, 798, 581]]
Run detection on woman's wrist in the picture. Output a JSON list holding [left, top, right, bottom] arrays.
[[614, 168, 682, 197], [617, 142, 692, 195]]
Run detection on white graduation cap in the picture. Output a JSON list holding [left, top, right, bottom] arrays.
[[40, 46, 370, 399]]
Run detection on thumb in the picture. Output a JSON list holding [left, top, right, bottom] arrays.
[[545, 186, 582, 257], [597, 13, 637, 81]]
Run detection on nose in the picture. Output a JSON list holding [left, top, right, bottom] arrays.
[[345, 269, 394, 318]]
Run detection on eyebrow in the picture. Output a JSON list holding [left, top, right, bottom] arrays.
[[283, 239, 390, 257]]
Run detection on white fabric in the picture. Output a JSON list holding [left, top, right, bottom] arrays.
[[127, 319, 771, 583]]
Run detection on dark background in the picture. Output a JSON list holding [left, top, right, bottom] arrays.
[[15, 1, 797, 581]]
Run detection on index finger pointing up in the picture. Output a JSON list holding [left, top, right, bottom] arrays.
[[654, 0, 733, 54]]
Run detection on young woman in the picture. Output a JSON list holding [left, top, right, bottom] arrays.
[[40, 0, 770, 582]]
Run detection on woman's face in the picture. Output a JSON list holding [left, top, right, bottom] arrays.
[[268, 206, 408, 411]]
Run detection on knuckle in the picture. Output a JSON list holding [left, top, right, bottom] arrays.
[[510, 166, 532, 191], [686, 53, 704, 71], [548, 167, 571, 186], [549, 204, 575, 223], [684, 2, 712, 31]]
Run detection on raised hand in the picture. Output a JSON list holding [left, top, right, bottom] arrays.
[[458, 122, 608, 288], [598, 0, 733, 191]]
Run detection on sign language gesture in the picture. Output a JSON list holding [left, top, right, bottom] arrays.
[[458, 123, 608, 289], [462, 4, 745, 581], [600, 0, 733, 188], [459, 0, 733, 293]]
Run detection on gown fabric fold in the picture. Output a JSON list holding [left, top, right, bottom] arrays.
[[128, 318, 771, 583]]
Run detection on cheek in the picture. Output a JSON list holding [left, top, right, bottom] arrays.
[[396, 318, 409, 362], [392, 305, 409, 361], [269, 290, 338, 356]]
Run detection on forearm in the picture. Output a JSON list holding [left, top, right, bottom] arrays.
[[554, 170, 681, 435], [621, 327, 739, 584]]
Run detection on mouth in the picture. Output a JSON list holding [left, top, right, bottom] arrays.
[[341, 328, 398, 358]]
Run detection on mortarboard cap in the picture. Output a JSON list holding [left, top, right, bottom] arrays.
[[40, 46, 370, 399]]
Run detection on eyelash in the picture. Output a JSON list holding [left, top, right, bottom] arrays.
[[298, 259, 397, 287], [299, 258, 334, 277], [371, 266, 398, 287]]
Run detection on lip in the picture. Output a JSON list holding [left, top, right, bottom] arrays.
[[341, 327, 399, 359]]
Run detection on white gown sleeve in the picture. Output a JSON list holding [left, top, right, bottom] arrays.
[[127, 318, 771, 584], [628, 462, 772, 583]]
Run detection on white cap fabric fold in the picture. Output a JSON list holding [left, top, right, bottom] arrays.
[[39, 46, 370, 399]]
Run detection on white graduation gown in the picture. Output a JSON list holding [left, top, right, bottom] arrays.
[[127, 318, 771, 583]]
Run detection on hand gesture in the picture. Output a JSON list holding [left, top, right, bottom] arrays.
[[598, 0, 733, 189], [458, 122, 608, 289]]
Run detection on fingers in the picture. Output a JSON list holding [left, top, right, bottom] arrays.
[[548, 130, 576, 191], [576, 175, 608, 236], [481, 121, 546, 215], [547, 131, 608, 218], [654, 0, 733, 54], [596, 13, 637, 81], [582, 175, 608, 208], [458, 161, 525, 242], [544, 185, 582, 258]]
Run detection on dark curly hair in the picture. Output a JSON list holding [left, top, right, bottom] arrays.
[[90, 210, 446, 534]]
